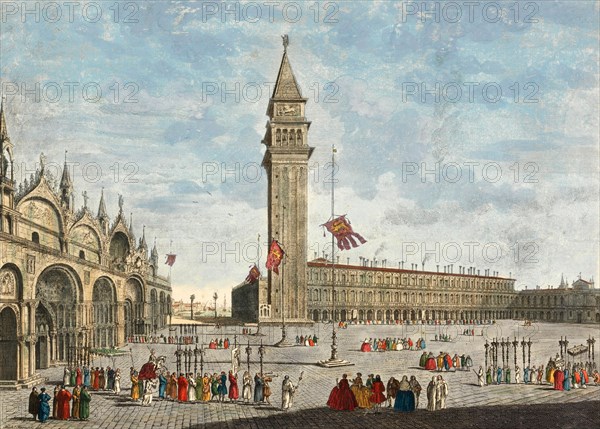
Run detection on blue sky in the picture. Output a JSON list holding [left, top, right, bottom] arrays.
[[1, 1, 598, 303]]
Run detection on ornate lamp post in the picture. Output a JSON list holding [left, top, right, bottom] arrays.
[[500, 338, 506, 367], [512, 337, 518, 368], [175, 347, 181, 374], [521, 337, 526, 368], [490, 338, 497, 367], [197, 345, 205, 375], [591, 337, 596, 364], [559, 336, 564, 358], [194, 345, 199, 374], [258, 340, 265, 376], [564, 336, 569, 364], [484, 340, 489, 369], [245, 341, 252, 374], [526, 338, 532, 367]]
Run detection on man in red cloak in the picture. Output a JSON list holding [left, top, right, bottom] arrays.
[[327, 374, 358, 411], [56, 386, 72, 420], [553, 369, 564, 390], [177, 373, 189, 401], [370, 375, 386, 409], [228, 371, 239, 401]]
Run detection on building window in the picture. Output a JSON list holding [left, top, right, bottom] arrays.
[[79, 250, 85, 259], [32, 231, 40, 244]]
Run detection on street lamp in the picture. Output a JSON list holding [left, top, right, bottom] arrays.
[[484, 340, 489, 369], [521, 337, 526, 368], [245, 341, 252, 374], [526, 338, 532, 367], [258, 340, 265, 376], [194, 345, 198, 374], [512, 337, 518, 368]]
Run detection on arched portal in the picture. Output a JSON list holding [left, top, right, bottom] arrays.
[[92, 277, 117, 348], [36, 266, 80, 362], [312, 309, 319, 322], [35, 304, 53, 369], [0, 307, 18, 380], [125, 277, 145, 336], [340, 309, 347, 321]]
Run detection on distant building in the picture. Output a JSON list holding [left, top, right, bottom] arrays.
[[511, 275, 600, 323], [232, 258, 516, 324]]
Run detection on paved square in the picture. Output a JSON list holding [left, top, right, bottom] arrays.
[[1, 320, 598, 428]]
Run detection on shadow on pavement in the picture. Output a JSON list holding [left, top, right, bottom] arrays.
[[187, 400, 600, 429]]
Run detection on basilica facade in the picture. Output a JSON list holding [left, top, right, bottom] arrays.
[[0, 102, 171, 388]]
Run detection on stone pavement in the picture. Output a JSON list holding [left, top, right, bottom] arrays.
[[1, 320, 599, 429]]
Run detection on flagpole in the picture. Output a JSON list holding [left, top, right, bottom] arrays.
[[169, 240, 173, 280], [274, 206, 291, 347], [318, 144, 352, 367]]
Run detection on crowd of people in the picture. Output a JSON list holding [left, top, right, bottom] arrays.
[[140, 369, 280, 405], [326, 373, 448, 413], [27, 384, 92, 422], [474, 354, 600, 389], [347, 319, 494, 326], [60, 366, 123, 393], [295, 334, 318, 346], [419, 352, 473, 372], [360, 337, 426, 352]]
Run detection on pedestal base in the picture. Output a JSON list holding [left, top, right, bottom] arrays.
[[317, 358, 354, 368], [273, 337, 295, 347]]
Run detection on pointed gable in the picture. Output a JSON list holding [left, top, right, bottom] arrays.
[[272, 52, 303, 99]]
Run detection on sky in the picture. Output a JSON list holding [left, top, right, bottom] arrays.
[[1, 0, 598, 304]]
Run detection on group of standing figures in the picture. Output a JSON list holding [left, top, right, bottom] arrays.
[[28, 385, 92, 423], [142, 370, 300, 410], [327, 373, 445, 413]]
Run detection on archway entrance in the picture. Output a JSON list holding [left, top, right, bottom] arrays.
[[125, 278, 144, 336], [35, 304, 53, 369], [0, 307, 18, 380], [93, 278, 116, 347], [36, 266, 79, 363], [340, 309, 347, 321]]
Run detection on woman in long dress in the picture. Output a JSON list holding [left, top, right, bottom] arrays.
[[263, 375, 273, 405], [167, 373, 178, 400], [350, 373, 371, 409], [394, 376, 415, 412], [327, 374, 358, 411]]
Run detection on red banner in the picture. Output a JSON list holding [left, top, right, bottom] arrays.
[[322, 215, 367, 250], [265, 240, 284, 274], [245, 264, 261, 283], [165, 254, 176, 266]]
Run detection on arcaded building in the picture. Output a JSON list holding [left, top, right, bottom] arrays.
[[233, 258, 517, 323], [0, 102, 171, 388], [511, 276, 600, 323]]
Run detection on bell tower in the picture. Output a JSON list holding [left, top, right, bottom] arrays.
[[261, 36, 314, 323]]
